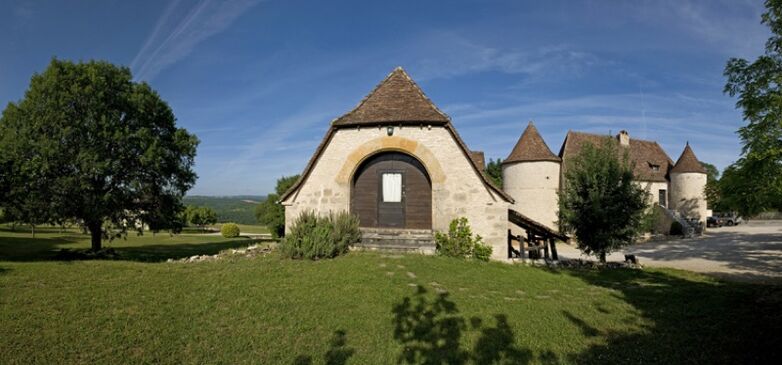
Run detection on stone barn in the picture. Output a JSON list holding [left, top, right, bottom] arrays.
[[279, 67, 514, 260], [280, 67, 710, 260]]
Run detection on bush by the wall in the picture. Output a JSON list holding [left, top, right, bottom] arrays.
[[280, 211, 361, 260], [670, 221, 684, 236], [435, 217, 492, 261], [221, 223, 241, 238], [472, 242, 493, 261]]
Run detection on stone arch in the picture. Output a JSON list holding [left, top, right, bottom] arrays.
[[336, 136, 445, 186], [350, 151, 432, 229]]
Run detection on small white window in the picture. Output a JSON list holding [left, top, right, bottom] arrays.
[[382, 173, 402, 203]]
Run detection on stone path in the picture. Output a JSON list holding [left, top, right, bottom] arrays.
[[556, 221, 782, 283]]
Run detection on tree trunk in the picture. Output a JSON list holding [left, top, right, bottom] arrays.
[[599, 252, 606, 263], [88, 221, 102, 251], [31, 224, 35, 238]]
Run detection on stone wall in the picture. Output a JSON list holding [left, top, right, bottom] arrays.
[[502, 161, 560, 231], [637, 181, 670, 207], [282, 125, 511, 260], [669, 172, 708, 222]]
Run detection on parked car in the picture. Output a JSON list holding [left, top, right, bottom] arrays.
[[714, 212, 743, 226], [707, 216, 723, 228]]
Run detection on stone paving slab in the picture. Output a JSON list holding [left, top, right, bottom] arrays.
[[556, 221, 782, 283]]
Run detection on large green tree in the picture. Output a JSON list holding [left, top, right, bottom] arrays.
[[255, 175, 299, 238], [558, 138, 649, 262], [185, 206, 218, 231], [723, 0, 782, 215], [0, 59, 199, 250]]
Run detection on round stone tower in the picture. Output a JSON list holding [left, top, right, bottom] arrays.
[[502, 122, 561, 231], [669, 143, 708, 222]]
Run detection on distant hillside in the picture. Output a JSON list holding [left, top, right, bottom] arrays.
[[183, 195, 265, 225]]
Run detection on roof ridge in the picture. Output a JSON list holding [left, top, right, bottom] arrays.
[[330, 68, 398, 125], [331, 67, 450, 127], [395, 67, 450, 121], [671, 143, 707, 174], [504, 121, 560, 163]]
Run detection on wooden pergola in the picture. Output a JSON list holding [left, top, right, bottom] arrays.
[[507, 209, 569, 261]]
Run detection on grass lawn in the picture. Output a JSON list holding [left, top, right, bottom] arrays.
[[0, 225, 265, 262], [1, 229, 780, 364], [181, 223, 269, 235]]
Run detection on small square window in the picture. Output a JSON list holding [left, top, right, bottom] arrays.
[[382, 173, 402, 203]]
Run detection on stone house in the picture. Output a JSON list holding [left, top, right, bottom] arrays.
[[280, 67, 708, 260]]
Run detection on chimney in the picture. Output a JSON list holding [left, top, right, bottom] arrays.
[[617, 130, 630, 146]]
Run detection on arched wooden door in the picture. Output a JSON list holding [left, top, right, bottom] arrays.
[[351, 152, 432, 229]]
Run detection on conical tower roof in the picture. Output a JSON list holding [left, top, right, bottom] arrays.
[[331, 67, 450, 126], [671, 143, 706, 174], [504, 122, 560, 164]]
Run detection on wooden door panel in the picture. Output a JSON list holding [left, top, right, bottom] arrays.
[[351, 152, 431, 229]]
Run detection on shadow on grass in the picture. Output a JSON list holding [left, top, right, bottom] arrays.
[[391, 286, 547, 364], [293, 330, 355, 365], [558, 268, 782, 364], [387, 268, 782, 364], [0, 232, 268, 262], [0, 235, 84, 261], [110, 238, 267, 262]]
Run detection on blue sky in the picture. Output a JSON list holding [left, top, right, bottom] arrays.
[[0, 0, 770, 195]]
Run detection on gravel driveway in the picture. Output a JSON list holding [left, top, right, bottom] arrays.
[[556, 220, 782, 283]]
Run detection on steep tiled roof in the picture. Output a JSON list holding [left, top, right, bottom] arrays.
[[559, 131, 674, 182], [280, 68, 512, 203], [331, 67, 450, 126], [671, 143, 707, 174], [504, 122, 560, 164]]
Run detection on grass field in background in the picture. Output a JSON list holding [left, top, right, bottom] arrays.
[[183, 195, 264, 225], [0, 228, 779, 364], [0, 225, 264, 262]]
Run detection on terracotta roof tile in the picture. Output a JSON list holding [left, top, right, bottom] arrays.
[[470, 151, 486, 170], [559, 131, 673, 182], [504, 122, 560, 163], [331, 67, 450, 126], [280, 68, 513, 204], [671, 143, 707, 174]]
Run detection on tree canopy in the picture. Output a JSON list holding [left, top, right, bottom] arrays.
[[722, 0, 782, 216], [485, 158, 503, 188], [558, 138, 649, 262], [185, 206, 218, 231], [701, 162, 725, 212], [255, 175, 299, 238], [0, 59, 199, 249]]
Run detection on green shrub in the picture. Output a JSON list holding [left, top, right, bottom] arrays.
[[670, 221, 684, 236], [255, 175, 300, 239], [435, 217, 492, 261], [221, 223, 240, 238], [472, 243, 493, 261], [280, 211, 361, 260]]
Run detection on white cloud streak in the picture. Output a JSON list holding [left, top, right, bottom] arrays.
[[131, 0, 262, 81], [409, 32, 602, 81]]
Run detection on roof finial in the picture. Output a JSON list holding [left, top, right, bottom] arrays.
[[686, 140, 689, 146]]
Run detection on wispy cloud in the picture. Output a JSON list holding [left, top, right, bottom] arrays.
[[408, 32, 602, 81], [131, 0, 262, 81], [637, 0, 768, 58], [446, 91, 744, 170]]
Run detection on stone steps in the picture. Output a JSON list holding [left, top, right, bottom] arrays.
[[356, 228, 436, 254]]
